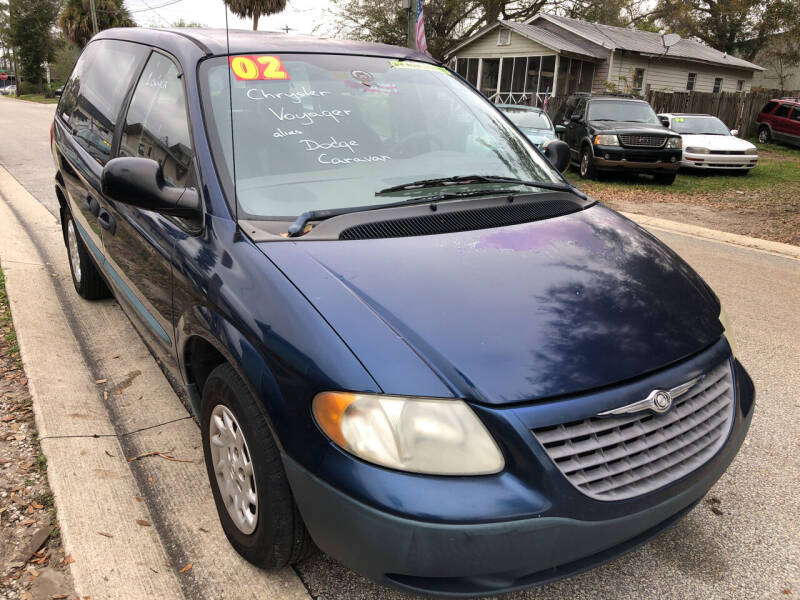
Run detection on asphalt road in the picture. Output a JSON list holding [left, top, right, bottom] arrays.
[[0, 96, 797, 599]]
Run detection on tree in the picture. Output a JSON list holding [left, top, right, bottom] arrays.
[[759, 34, 800, 93], [172, 18, 206, 28], [223, 0, 287, 31], [7, 0, 59, 93], [655, 0, 800, 60], [58, 0, 134, 48], [325, 0, 556, 60]]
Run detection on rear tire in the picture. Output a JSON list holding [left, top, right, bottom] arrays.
[[655, 172, 676, 185], [579, 145, 597, 180], [63, 209, 110, 300], [757, 126, 771, 144], [201, 363, 314, 568]]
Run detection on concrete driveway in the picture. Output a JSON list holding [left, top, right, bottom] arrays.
[[0, 96, 797, 599]]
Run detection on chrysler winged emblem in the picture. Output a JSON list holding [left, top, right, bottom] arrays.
[[598, 375, 704, 417]]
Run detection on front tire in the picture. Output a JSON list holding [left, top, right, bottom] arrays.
[[201, 363, 313, 568], [757, 126, 771, 144], [63, 210, 110, 300], [579, 145, 597, 180]]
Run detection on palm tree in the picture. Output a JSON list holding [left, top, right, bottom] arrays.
[[224, 0, 287, 31], [58, 0, 134, 48]]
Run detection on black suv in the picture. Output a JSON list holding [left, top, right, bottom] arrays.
[[560, 94, 682, 184]]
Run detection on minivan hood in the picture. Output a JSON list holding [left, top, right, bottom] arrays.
[[260, 204, 722, 405]]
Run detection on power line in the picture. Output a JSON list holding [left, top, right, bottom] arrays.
[[127, 0, 184, 14]]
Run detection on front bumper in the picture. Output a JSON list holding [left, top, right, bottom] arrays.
[[286, 343, 754, 597], [593, 144, 681, 172], [682, 153, 758, 169]]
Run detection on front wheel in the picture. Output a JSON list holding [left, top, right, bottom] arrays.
[[655, 172, 676, 185], [201, 363, 314, 567], [579, 146, 597, 180], [63, 210, 110, 300], [757, 126, 771, 144]]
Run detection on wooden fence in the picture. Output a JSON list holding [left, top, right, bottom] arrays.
[[542, 89, 799, 139]]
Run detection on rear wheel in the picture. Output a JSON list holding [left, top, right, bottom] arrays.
[[63, 210, 110, 300], [579, 146, 597, 180], [655, 172, 676, 185], [757, 126, 771, 144], [201, 363, 314, 567]]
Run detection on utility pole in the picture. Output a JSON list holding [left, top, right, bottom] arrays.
[[89, 0, 99, 35], [403, 0, 416, 50]]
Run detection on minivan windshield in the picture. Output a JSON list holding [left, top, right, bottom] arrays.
[[669, 116, 730, 135], [587, 100, 661, 124], [199, 54, 561, 219]]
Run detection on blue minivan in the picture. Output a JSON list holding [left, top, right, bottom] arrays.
[[52, 28, 754, 598]]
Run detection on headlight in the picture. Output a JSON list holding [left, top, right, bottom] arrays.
[[313, 392, 504, 475], [744, 146, 758, 156], [665, 137, 682, 149], [593, 134, 619, 146], [719, 306, 737, 356], [685, 146, 709, 154]]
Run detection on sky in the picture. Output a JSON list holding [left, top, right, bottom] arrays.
[[125, 0, 329, 36]]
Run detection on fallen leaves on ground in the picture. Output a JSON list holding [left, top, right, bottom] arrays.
[[179, 563, 192, 573], [96, 531, 113, 538], [135, 519, 150, 527]]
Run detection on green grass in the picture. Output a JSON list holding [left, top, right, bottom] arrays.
[[567, 140, 799, 195], [0, 93, 59, 104]]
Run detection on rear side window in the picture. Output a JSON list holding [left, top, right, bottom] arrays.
[[760, 101, 777, 114], [791, 108, 800, 122], [119, 52, 195, 189], [58, 40, 149, 164], [774, 104, 792, 118]]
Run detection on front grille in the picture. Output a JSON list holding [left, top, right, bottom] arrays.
[[709, 150, 746, 155], [532, 361, 734, 501], [339, 198, 583, 240], [619, 134, 666, 148]]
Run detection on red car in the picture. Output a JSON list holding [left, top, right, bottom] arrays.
[[756, 98, 800, 147]]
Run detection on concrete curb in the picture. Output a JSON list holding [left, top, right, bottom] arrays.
[[0, 168, 310, 600], [620, 211, 800, 261]]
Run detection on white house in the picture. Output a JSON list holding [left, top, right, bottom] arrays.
[[446, 13, 764, 106]]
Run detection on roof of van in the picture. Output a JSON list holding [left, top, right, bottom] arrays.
[[94, 27, 434, 63]]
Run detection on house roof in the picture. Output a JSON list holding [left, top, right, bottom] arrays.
[[500, 21, 607, 59], [530, 14, 764, 71], [446, 20, 606, 59]]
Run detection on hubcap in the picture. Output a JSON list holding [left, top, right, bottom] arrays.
[[209, 404, 258, 534], [66, 220, 81, 283], [758, 130, 767, 142], [581, 152, 589, 176]]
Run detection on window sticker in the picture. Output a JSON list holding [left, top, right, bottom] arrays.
[[389, 60, 448, 73], [675, 117, 685, 122], [229, 55, 290, 81]]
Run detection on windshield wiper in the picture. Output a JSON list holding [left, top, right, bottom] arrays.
[[287, 187, 533, 237], [376, 174, 587, 200]]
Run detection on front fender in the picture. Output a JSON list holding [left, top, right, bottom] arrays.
[[172, 214, 380, 469]]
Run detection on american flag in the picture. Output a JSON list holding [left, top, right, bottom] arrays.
[[415, 0, 429, 54]]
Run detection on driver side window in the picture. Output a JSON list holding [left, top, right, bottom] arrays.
[[119, 52, 195, 189]]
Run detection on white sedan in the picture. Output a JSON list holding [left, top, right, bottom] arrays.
[[658, 113, 758, 174]]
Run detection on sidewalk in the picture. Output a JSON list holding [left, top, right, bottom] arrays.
[[0, 167, 310, 600]]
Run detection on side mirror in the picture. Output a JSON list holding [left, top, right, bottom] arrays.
[[730, 129, 738, 136], [101, 157, 200, 219], [544, 140, 570, 173], [555, 124, 566, 134], [570, 114, 582, 123], [659, 117, 670, 127]]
